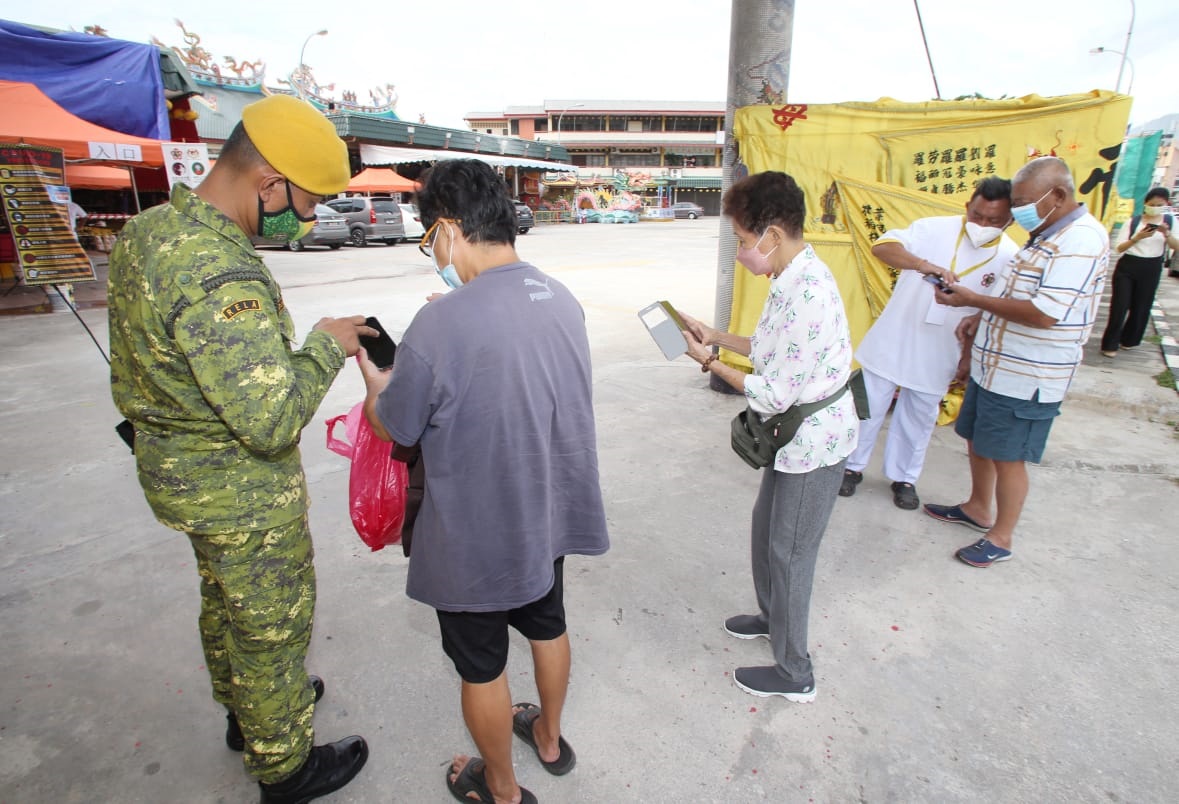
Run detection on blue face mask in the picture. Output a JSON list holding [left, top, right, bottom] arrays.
[[429, 223, 463, 288], [437, 262, 462, 289], [1011, 189, 1054, 232]]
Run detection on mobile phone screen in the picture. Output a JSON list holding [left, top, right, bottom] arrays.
[[360, 316, 397, 369]]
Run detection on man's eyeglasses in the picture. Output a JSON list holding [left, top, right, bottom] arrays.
[[419, 218, 462, 259]]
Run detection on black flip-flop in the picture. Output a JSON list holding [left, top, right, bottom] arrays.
[[512, 702, 577, 775], [446, 756, 536, 804]]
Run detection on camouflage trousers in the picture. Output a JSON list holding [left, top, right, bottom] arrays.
[[187, 515, 316, 784]]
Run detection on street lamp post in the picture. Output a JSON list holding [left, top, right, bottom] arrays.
[[296, 29, 328, 99], [1090, 46, 1136, 94], [1116, 0, 1135, 97], [556, 103, 585, 145]]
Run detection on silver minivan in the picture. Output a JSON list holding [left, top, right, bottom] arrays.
[[325, 196, 406, 247]]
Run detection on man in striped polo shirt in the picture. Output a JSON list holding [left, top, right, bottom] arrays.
[[922, 157, 1109, 568]]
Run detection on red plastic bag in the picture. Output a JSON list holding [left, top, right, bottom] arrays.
[[325, 402, 408, 552]]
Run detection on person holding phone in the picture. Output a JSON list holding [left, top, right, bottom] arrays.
[[108, 95, 373, 802], [839, 178, 1018, 511], [928, 157, 1109, 568], [358, 159, 608, 804], [680, 170, 857, 703], [1099, 187, 1179, 357]]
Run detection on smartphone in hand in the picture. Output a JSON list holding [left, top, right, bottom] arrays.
[[923, 273, 951, 292], [359, 316, 397, 369]]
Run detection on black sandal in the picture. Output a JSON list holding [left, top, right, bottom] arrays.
[[890, 481, 919, 510], [839, 469, 863, 497]]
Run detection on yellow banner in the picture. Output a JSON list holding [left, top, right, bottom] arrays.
[[729, 91, 1132, 349]]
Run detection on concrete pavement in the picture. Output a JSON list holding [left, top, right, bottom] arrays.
[[1, 220, 1177, 803]]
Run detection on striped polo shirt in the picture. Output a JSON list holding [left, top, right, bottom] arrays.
[[972, 205, 1109, 403]]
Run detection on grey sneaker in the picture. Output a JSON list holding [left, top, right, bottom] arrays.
[[724, 614, 769, 640], [733, 665, 817, 702]]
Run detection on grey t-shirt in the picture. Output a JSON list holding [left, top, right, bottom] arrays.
[[375, 261, 609, 612]]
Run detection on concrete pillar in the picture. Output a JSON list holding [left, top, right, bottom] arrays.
[[711, 0, 794, 392]]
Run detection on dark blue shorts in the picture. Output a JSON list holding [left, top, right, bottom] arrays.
[[436, 558, 567, 684], [954, 379, 1060, 463]]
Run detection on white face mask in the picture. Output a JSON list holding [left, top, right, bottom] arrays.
[[965, 221, 1004, 248], [1142, 205, 1166, 219]]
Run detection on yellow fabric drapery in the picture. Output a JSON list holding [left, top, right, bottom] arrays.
[[725, 91, 1132, 368]]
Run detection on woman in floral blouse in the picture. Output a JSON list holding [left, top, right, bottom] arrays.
[[682, 171, 858, 702]]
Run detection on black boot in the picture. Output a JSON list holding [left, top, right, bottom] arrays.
[[226, 675, 326, 751], [258, 735, 368, 804]]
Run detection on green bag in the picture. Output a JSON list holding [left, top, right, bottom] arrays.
[[730, 369, 870, 470]]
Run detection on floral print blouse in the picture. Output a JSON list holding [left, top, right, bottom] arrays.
[[744, 244, 859, 474]]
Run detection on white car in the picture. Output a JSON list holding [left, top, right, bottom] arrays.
[[399, 204, 425, 240]]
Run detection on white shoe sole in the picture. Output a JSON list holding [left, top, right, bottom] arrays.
[[724, 625, 769, 640], [732, 671, 817, 703]]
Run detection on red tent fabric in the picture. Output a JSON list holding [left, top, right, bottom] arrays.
[[0, 79, 166, 165], [347, 167, 418, 194]]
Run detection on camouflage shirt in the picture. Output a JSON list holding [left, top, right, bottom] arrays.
[[108, 184, 345, 535]]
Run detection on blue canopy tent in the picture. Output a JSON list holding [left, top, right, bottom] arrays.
[[0, 19, 171, 140]]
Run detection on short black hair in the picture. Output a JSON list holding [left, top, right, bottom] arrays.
[[971, 177, 1012, 203], [416, 159, 516, 246], [218, 122, 267, 170], [722, 171, 805, 238], [1145, 186, 1171, 204]]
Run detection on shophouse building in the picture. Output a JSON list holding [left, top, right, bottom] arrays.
[[466, 101, 726, 214]]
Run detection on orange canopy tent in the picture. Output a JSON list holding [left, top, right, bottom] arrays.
[[347, 167, 418, 194], [65, 165, 133, 189], [0, 79, 166, 166]]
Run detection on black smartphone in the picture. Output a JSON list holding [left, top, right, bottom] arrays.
[[1145, 223, 1159, 232], [360, 316, 397, 369], [922, 273, 950, 292]]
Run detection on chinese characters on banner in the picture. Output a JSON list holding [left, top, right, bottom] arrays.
[[0, 144, 95, 286], [860, 204, 887, 243], [911, 144, 999, 195], [162, 142, 210, 190]]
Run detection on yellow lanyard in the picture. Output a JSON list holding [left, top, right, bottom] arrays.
[[950, 221, 1000, 278]]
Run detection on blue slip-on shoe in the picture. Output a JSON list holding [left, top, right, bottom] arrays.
[[956, 538, 1012, 568], [923, 502, 992, 533]]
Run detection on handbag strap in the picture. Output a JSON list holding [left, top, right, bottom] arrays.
[[762, 380, 849, 428]]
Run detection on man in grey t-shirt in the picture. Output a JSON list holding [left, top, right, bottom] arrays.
[[359, 160, 608, 804]]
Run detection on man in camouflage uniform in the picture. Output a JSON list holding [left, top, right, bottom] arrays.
[[109, 95, 371, 803]]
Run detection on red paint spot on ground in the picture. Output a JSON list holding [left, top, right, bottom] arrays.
[[135, 742, 141, 748], [749, 706, 757, 713], [891, 625, 899, 631], [752, 769, 758, 774]]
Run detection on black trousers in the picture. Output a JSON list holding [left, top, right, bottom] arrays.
[[1101, 254, 1163, 351]]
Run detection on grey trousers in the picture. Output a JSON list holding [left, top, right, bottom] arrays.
[[750, 460, 845, 683]]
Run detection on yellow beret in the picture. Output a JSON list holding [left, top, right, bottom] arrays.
[[240, 94, 349, 195]]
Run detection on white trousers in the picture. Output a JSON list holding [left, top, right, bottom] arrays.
[[845, 367, 943, 484]]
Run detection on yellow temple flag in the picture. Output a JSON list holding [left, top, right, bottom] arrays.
[[726, 91, 1132, 358]]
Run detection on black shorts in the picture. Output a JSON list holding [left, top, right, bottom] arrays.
[[436, 558, 567, 684]]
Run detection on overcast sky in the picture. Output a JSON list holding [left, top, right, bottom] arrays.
[[12, 0, 1177, 130]]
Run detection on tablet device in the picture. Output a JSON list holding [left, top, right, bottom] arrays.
[[638, 300, 689, 360], [360, 316, 397, 369]]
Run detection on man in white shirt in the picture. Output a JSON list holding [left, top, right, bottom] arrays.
[[840, 178, 1018, 510], [66, 200, 87, 231], [926, 157, 1108, 568]]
